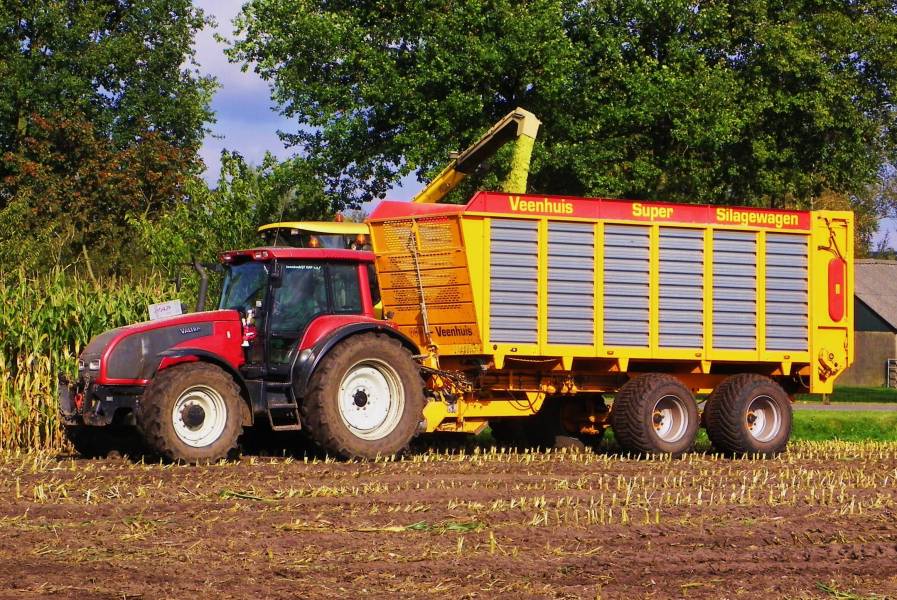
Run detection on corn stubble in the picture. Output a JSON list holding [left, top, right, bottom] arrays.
[[1, 441, 896, 598]]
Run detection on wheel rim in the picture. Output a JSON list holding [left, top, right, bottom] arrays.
[[651, 394, 689, 443], [171, 385, 228, 448], [746, 395, 781, 443], [338, 359, 405, 441]]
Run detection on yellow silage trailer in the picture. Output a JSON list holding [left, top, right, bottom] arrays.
[[367, 192, 854, 455]]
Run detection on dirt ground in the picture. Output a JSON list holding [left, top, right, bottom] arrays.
[[1, 440, 896, 599]]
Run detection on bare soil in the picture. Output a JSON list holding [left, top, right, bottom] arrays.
[[1, 440, 896, 599]]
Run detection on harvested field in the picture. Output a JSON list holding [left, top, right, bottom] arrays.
[[2, 441, 897, 599]]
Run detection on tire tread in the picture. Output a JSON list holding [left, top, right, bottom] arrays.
[[704, 373, 791, 456], [610, 373, 697, 456], [137, 363, 243, 463]]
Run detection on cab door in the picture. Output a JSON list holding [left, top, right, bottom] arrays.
[[265, 261, 364, 375]]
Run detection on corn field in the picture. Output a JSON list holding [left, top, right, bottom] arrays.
[[0, 268, 175, 451]]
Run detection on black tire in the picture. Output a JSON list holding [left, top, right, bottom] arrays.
[[704, 374, 792, 457], [137, 363, 244, 463], [301, 333, 425, 459], [64, 424, 142, 459], [609, 373, 698, 456]]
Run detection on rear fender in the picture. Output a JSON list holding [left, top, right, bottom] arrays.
[[155, 349, 253, 426], [291, 323, 420, 400]]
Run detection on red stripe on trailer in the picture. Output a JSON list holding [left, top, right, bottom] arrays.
[[460, 191, 810, 231]]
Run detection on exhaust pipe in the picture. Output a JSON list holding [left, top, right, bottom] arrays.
[[193, 260, 208, 312]]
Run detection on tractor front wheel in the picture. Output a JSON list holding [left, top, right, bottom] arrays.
[[301, 333, 424, 459], [137, 363, 243, 463]]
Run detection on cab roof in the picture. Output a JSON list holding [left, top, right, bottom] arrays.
[[221, 247, 375, 263]]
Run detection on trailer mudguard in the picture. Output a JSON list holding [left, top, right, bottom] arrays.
[[290, 323, 420, 400]]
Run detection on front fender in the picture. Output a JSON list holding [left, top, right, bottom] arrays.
[[290, 323, 420, 400], [155, 349, 254, 426]]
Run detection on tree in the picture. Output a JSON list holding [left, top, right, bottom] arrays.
[[0, 111, 196, 272], [133, 150, 331, 278], [0, 1, 214, 162], [229, 0, 897, 250], [0, 1, 215, 271]]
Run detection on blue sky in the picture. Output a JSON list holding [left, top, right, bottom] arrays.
[[193, 1, 896, 245]]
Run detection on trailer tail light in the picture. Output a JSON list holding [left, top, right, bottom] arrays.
[[828, 257, 846, 321]]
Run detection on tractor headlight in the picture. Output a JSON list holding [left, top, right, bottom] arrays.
[[88, 359, 101, 371]]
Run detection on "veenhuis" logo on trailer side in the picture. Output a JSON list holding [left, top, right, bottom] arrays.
[[509, 195, 574, 215], [435, 325, 474, 338]]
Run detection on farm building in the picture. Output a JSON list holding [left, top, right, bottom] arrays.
[[838, 259, 897, 387]]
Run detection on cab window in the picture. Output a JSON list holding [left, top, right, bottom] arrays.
[[367, 264, 381, 306], [330, 264, 362, 313], [270, 264, 327, 334]]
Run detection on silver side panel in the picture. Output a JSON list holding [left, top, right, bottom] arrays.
[[765, 233, 809, 351], [490, 219, 538, 343], [713, 230, 757, 350], [604, 224, 650, 346], [659, 228, 703, 348], [548, 222, 594, 345]]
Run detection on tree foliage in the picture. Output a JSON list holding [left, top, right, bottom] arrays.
[[0, 0, 214, 157], [133, 151, 331, 278], [0, 111, 196, 271], [229, 0, 897, 240], [0, 0, 216, 271]]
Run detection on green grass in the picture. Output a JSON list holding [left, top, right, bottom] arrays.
[[482, 407, 897, 450], [795, 386, 897, 404], [791, 410, 897, 442]]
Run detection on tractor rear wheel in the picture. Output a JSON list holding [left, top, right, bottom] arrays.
[[704, 374, 792, 456], [301, 333, 425, 459], [137, 363, 243, 463], [609, 373, 698, 456]]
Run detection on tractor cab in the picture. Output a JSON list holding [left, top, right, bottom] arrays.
[[219, 248, 381, 375]]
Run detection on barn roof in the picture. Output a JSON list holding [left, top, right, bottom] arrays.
[[855, 259, 897, 329]]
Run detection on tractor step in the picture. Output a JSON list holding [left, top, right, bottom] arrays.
[[265, 389, 302, 431]]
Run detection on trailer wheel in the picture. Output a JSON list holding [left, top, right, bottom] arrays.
[[301, 333, 424, 459], [609, 373, 698, 456], [704, 374, 792, 457], [137, 363, 243, 463]]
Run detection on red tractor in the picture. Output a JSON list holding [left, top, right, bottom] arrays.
[[59, 247, 426, 462]]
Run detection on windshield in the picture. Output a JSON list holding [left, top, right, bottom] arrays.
[[219, 261, 269, 313]]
